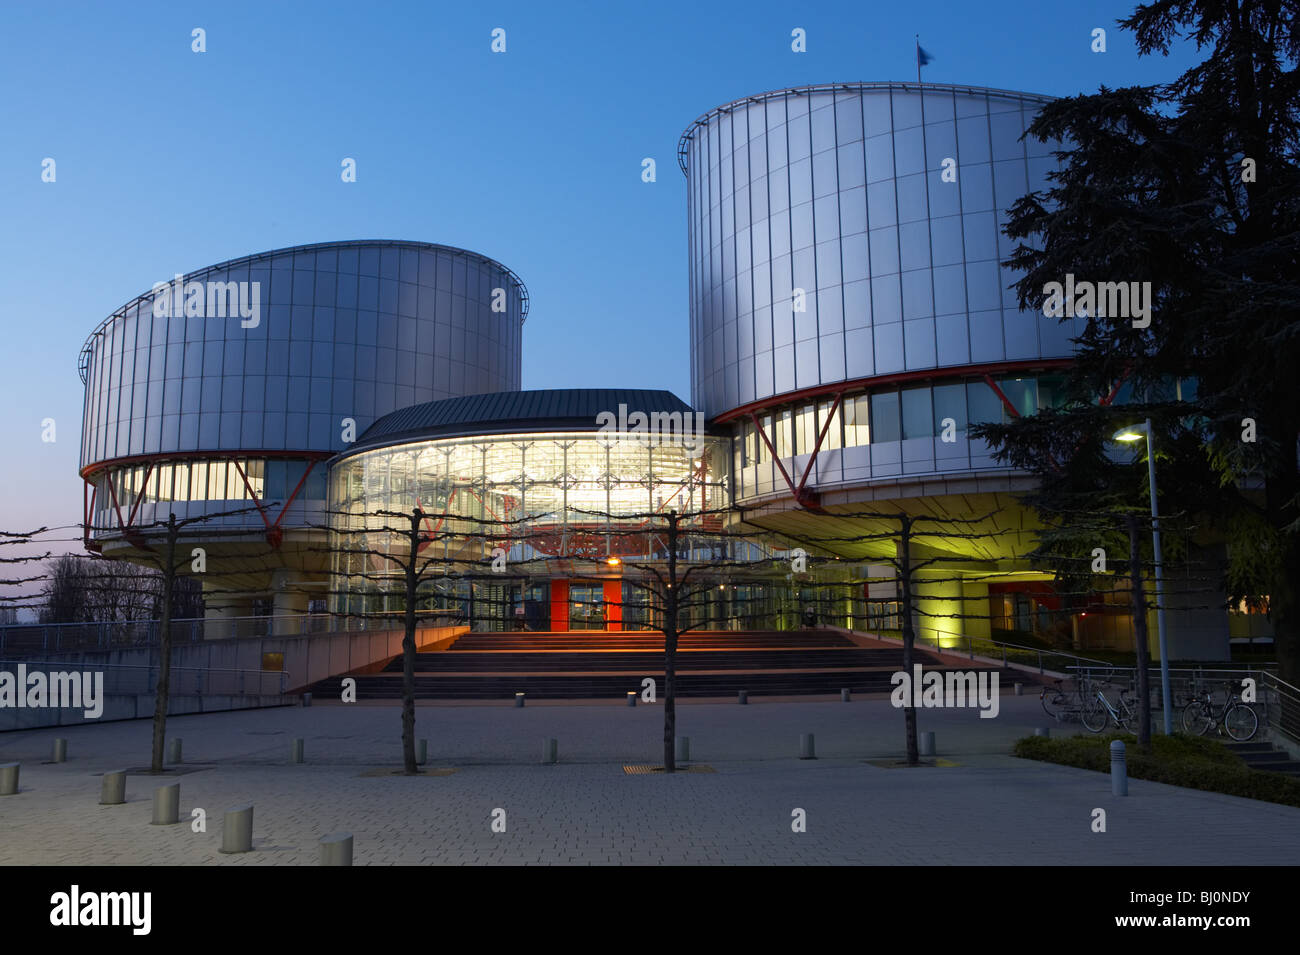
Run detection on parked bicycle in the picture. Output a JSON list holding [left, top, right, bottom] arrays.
[[1081, 686, 1136, 733], [1041, 676, 1090, 722], [1180, 684, 1259, 741]]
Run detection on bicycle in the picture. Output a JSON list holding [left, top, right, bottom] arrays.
[[1180, 684, 1259, 741], [1081, 686, 1136, 733], [1041, 676, 1090, 722]]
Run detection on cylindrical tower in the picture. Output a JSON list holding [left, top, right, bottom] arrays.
[[679, 82, 1071, 646], [78, 239, 527, 631]]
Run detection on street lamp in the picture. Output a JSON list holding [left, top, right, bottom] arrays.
[[1113, 419, 1173, 735]]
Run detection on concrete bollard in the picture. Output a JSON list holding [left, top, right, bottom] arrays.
[[1034, 726, 1051, 738], [799, 733, 816, 759], [291, 739, 304, 764], [737, 690, 748, 705], [840, 688, 851, 703], [675, 736, 690, 763], [515, 692, 526, 708], [52, 738, 67, 763], [100, 770, 127, 805], [167, 738, 182, 764], [626, 691, 637, 707], [302, 692, 312, 708], [151, 783, 180, 825], [541, 738, 558, 764], [1014, 682, 1023, 696], [919, 731, 936, 757], [417, 739, 427, 765], [1111, 740, 1128, 797], [220, 804, 254, 853], [320, 832, 353, 866], [0, 763, 19, 796]]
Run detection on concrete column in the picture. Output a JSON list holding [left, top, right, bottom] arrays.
[[271, 569, 311, 635], [202, 582, 257, 640]]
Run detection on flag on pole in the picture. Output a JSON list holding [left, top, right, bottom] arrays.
[[916, 40, 933, 84]]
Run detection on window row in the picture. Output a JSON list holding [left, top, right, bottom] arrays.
[[735, 374, 1067, 466], [93, 457, 328, 514]]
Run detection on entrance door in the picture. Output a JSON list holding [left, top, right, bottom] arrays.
[[568, 583, 606, 630]]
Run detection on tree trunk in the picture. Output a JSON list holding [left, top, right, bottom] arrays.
[[899, 519, 919, 765], [1127, 513, 1152, 746], [401, 509, 420, 775], [663, 512, 679, 773], [150, 514, 177, 774]]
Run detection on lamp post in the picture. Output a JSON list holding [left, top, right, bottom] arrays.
[[1114, 419, 1173, 735]]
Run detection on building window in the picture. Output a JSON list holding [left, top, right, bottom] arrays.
[[844, 394, 870, 446], [901, 386, 933, 439], [871, 390, 900, 443], [933, 382, 967, 435], [817, 399, 843, 450]]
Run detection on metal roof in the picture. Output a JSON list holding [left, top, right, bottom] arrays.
[[677, 80, 1057, 175], [348, 388, 708, 452]]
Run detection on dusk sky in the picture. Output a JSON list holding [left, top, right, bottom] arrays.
[[0, 0, 1200, 588]]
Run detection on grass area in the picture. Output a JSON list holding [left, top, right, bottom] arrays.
[[1014, 731, 1300, 808]]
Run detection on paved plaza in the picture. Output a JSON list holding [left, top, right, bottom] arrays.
[[1, 694, 1296, 865]]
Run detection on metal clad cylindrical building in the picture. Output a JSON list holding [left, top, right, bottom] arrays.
[[679, 82, 1071, 501], [79, 240, 527, 542]]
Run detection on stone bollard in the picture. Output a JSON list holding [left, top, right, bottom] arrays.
[[320, 832, 353, 866], [151, 783, 180, 825], [626, 691, 637, 707], [800, 733, 816, 759], [167, 738, 182, 764], [0, 763, 19, 796], [291, 739, 304, 764], [515, 692, 526, 708], [220, 804, 254, 853], [302, 692, 312, 708], [840, 688, 851, 703], [1014, 682, 1023, 696], [919, 731, 936, 757], [100, 770, 127, 805], [1111, 740, 1128, 797], [675, 736, 690, 763], [52, 738, 67, 763], [541, 738, 558, 764], [1034, 727, 1051, 738], [417, 739, 428, 765], [737, 690, 748, 705]]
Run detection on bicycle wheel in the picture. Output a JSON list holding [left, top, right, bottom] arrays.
[[1041, 687, 1066, 720], [1223, 703, 1259, 742], [1182, 701, 1213, 736], [1081, 697, 1110, 732]]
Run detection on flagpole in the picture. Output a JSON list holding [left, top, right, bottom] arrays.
[[916, 34, 921, 85]]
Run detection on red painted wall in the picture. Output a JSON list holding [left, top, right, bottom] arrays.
[[550, 580, 569, 632], [603, 579, 622, 631]]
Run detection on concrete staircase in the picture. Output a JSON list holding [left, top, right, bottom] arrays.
[[1225, 740, 1300, 777], [306, 629, 1008, 701]]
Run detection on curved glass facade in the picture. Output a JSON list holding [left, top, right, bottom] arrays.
[[329, 431, 731, 617], [680, 83, 1074, 419]]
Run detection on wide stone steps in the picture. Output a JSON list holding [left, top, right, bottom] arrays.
[[304, 629, 1008, 700]]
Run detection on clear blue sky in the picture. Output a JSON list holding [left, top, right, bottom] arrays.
[[0, 0, 1200, 558]]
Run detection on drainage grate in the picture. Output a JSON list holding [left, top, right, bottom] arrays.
[[623, 764, 716, 775], [863, 758, 959, 769]]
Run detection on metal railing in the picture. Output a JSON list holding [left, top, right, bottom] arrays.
[[904, 627, 1113, 676], [0, 659, 289, 697], [0, 611, 465, 655]]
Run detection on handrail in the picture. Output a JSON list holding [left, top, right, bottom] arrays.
[[0, 658, 289, 697], [0, 611, 466, 655]]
